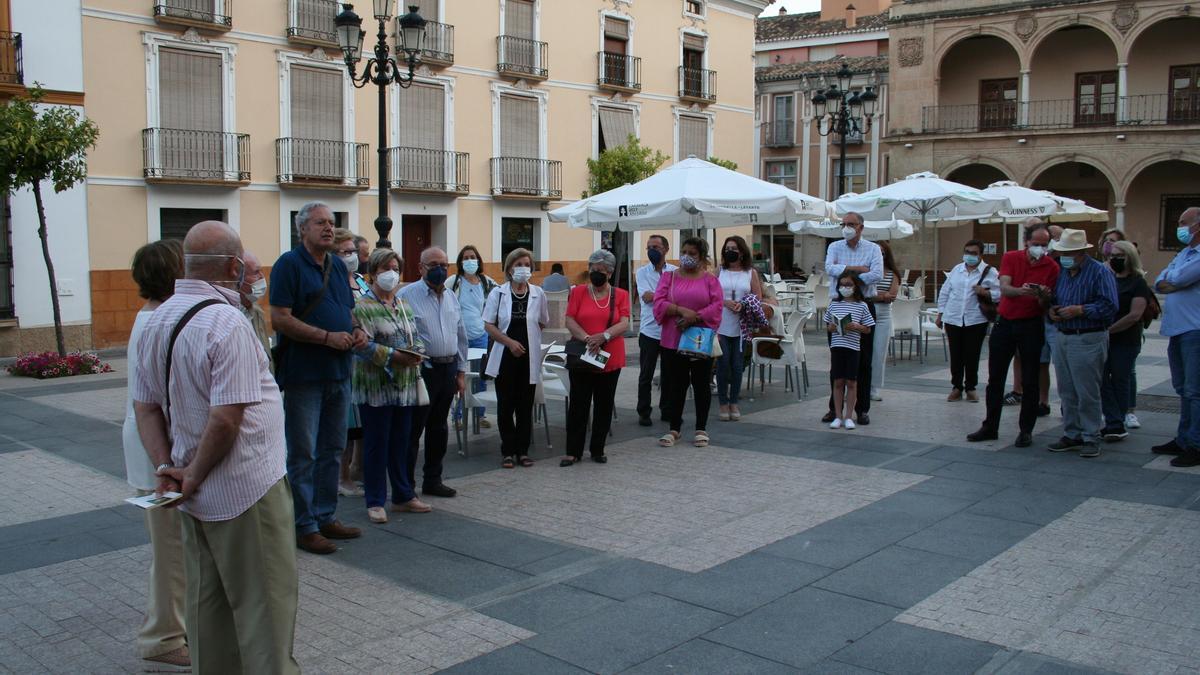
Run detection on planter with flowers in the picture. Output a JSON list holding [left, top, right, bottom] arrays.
[[6, 351, 113, 379]]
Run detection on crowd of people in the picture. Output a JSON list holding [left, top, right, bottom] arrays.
[[117, 199, 1198, 672]]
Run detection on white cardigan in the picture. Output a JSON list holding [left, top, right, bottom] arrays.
[[483, 282, 550, 384]]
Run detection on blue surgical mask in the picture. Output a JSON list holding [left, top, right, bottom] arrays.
[[963, 254, 980, 266], [1059, 256, 1076, 270], [425, 264, 448, 287], [647, 248, 664, 266], [462, 258, 479, 275], [1178, 225, 1194, 246]]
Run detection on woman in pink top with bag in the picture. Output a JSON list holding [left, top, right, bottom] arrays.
[[653, 236, 724, 448]]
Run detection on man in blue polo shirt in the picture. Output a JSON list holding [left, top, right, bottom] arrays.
[[1155, 206, 1200, 467], [270, 201, 368, 554]]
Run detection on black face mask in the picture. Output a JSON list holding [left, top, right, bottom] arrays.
[[722, 250, 740, 264], [589, 270, 608, 288], [1110, 258, 1126, 274]]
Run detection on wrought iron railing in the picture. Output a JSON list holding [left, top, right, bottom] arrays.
[[762, 119, 795, 147], [679, 66, 716, 102], [490, 157, 561, 199], [276, 138, 368, 187], [0, 32, 22, 85], [416, 20, 454, 64], [143, 128, 250, 182], [388, 147, 469, 193], [153, 0, 232, 28], [921, 94, 1200, 133], [497, 35, 548, 79], [288, 0, 338, 44], [598, 52, 641, 91]]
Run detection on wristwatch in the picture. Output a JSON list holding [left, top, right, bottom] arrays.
[[155, 463, 172, 474], [602, 331, 612, 342]]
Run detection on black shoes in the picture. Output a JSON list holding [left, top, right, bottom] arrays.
[[1153, 439, 1183, 456], [422, 483, 457, 498], [1014, 432, 1032, 448], [857, 414, 870, 426], [1047, 437, 1084, 453], [1171, 449, 1200, 467], [967, 427, 998, 442], [821, 411, 836, 424], [1037, 404, 1052, 417], [638, 416, 652, 427], [1101, 427, 1128, 442], [1079, 444, 1101, 459], [592, 455, 608, 464]]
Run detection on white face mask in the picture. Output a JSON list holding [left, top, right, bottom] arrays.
[[842, 226, 857, 240], [340, 253, 359, 274], [462, 258, 480, 275], [1027, 245, 1046, 260], [248, 278, 267, 302], [511, 266, 532, 283], [376, 270, 401, 292], [838, 285, 855, 298]]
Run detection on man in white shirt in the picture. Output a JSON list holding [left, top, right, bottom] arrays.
[[822, 213, 883, 425], [636, 235, 677, 426]]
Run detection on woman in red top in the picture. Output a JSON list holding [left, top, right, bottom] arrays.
[[563, 249, 631, 466]]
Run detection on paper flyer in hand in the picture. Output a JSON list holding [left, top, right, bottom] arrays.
[[125, 492, 183, 509], [835, 313, 852, 336], [580, 349, 610, 369]]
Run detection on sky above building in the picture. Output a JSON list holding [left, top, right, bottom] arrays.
[[759, 0, 821, 16]]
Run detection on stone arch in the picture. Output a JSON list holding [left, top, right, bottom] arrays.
[[1026, 15, 1122, 61], [1120, 151, 1200, 197], [934, 27, 1027, 75], [1025, 154, 1120, 199], [941, 158, 1015, 187], [1122, 9, 1200, 62], [1122, 157, 1200, 273]]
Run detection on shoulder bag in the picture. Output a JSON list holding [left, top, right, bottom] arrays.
[[565, 287, 616, 371], [272, 254, 333, 385], [975, 264, 999, 323], [164, 299, 223, 427]]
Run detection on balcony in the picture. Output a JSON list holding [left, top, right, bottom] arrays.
[[679, 66, 716, 104], [142, 128, 250, 184], [490, 157, 561, 200], [0, 32, 21, 86], [597, 52, 641, 94], [920, 94, 1200, 134], [276, 138, 368, 190], [761, 119, 795, 148], [497, 36, 548, 81], [288, 0, 338, 47], [153, 0, 232, 31], [413, 19, 454, 66], [388, 147, 469, 195]]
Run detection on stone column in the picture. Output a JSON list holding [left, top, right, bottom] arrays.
[[1116, 62, 1128, 123], [1019, 69, 1031, 127], [1114, 202, 1126, 232]]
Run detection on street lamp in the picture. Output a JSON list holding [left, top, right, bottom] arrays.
[[812, 64, 877, 198], [335, 2, 425, 248]]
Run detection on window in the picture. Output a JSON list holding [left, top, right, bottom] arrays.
[[159, 47, 224, 177], [831, 157, 867, 196], [601, 16, 631, 87], [765, 160, 797, 190], [395, 81, 447, 187], [288, 210, 347, 250], [499, 93, 539, 159], [1075, 70, 1117, 126], [979, 78, 1017, 130], [161, 208, 226, 241], [598, 106, 636, 153], [0, 200, 11, 319], [684, 0, 704, 17], [289, 65, 343, 180], [1169, 64, 1200, 124], [501, 217, 537, 260], [769, 94, 794, 145], [678, 114, 708, 160]]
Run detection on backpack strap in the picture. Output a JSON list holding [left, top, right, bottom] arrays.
[[164, 299, 223, 421]]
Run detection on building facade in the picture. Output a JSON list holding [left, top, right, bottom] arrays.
[[884, 0, 1200, 280], [71, 0, 764, 351], [754, 1, 890, 275]]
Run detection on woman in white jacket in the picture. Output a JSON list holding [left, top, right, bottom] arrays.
[[483, 248, 549, 468]]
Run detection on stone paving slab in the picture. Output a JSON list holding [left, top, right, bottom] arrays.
[[429, 438, 926, 572], [0, 449, 129, 527], [898, 498, 1200, 675]]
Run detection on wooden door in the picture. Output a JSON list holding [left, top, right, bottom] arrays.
[[401, 215, 432, 282], [978, 78, 1017, 130], [1169, 64, 1200, 123], [1075, 71, 1117, 126]]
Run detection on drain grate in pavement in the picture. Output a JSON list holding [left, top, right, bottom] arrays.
[[1137, 393, 1180, 413]]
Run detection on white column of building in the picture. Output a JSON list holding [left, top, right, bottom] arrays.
[[869, 113, 881, 190], [800, 112, 812, 196], [1114, 202, 1126, 231], [1019, 69, 1031, 127], [1116, 62, 1128, 123], [818, 119, 830, 201]]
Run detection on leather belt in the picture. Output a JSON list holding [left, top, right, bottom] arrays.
[[1059, 327, 1105, 335], [427, 355, 458, 364]]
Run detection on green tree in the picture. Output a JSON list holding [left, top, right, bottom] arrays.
[[707, 156, 738, 171], [0, 86, 100, 356], [585, 136, 669, 288]]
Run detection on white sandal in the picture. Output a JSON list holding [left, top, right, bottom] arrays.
[[694, 431, 710, 447], [658, 431, 679, 447]]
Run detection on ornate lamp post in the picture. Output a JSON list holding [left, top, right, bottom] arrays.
[[811, 64, 877, 198], [335, 2, 425, 248]]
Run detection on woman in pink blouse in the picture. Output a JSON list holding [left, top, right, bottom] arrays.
[[653, 236, 724, 447]]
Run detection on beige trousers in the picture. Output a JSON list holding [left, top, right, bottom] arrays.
[[180, 479, 301, 675], [135, 489, 187, 658]]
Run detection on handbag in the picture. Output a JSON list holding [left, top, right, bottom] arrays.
[[975, 264, 998, 322], [566, 288, 616, 371], [272, 254, 333, 386], [668, 272, 721, 360]]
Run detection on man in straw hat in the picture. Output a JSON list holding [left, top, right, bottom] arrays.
[[1045, 228, 1118, 458]]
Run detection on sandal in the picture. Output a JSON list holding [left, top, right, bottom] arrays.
[[501, 456, 515, 469], [518, 456, 534, 467], [694, 431, 710, 447], [658, 431, 680, 447], [559, 456, 580, 467], [1003, 391, 1022, 406]]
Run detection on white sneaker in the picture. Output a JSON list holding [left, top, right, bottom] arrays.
[[844, 418, 857, 430], [1124, 413, 1141, 429], [870, 393, 883, 401], [829, 418, 843, 429]]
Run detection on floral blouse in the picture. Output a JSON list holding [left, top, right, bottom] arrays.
[[352, 292, 425, 407]]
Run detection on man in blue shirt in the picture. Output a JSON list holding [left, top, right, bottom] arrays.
[[1155, 206, 1200, 467], [822, 213, 882, 425], [269, 202, 367, 554], [1045, 229, 1117, 458], [635, 235, 676, 426]]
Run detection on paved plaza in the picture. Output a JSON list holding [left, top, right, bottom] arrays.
[[0, 330, 1197, 674]]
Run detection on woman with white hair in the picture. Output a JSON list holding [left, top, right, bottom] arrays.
[[1100, 240, 1152, 441], [561, 249, 631, 466], [483, 248, 549, 468]]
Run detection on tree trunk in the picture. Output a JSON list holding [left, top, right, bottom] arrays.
[[32, 183, 66, 356]]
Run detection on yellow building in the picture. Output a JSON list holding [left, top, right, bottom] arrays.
[[78, 0, 766, 349]]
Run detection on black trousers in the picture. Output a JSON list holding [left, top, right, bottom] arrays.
[[407, 362, 458, 489], [495, 353, 536, 458], [945, 322, 990, 391], [637, 334, 671, 420], [983, 317, 1044, 435], [662, 348, 713, 433], [566, 369, 621, 459], [828, 301, 877, 415]]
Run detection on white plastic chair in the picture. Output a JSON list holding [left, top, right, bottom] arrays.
[[908, 275, 926, 301], [889, 298, 923, 363], [536, 361, 570, 449], [921, 309, 947, 362], [745, 310, 810, 401], [802, 274, 821, 293], [460, 371, 498, 457]]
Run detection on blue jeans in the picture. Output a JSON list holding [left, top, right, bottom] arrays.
[[454, 334, 489, 421], [359, 404, 415, 507], [284, 379, 351, 536], [1101, 340, 1141, 430], [1169, 330, 1200, 449], [715, 334, 744, 405]]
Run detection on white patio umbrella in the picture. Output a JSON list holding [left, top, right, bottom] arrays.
[[977, 180, 1062, 253], [1043, 192, 1109, 223], [834, 171, 1010, 296], [788, 217, 914, 241]]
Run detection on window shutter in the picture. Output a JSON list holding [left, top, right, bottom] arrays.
[[678, 115, 707, 159], [604, 17, 629, 40], [505, 0, 534, 39], [407, 0, 438, 22], [682, 33, 706, 52], [290, 66, 342, 141], [159, 48, 222, 131], [500, 94, 539, 158], [598, 106, 636, 149], [398, 82, 445, 149]]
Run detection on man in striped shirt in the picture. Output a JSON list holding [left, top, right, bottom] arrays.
[[822, 212, 883, 425], [1046, 229, 1118, 458], [134, 221, 299, 674]]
